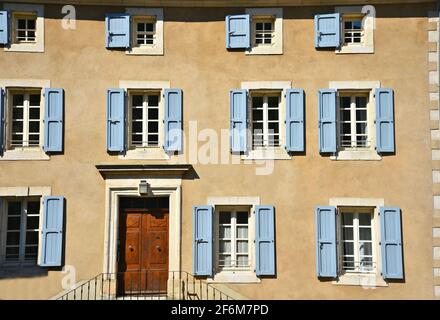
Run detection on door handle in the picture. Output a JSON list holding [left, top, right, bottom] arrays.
[[128, 245, 134, 252]]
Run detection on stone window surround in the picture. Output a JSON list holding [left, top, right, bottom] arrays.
[[206, 196, 261, 283], [329, 81, 382, 161], [118, 80, 170, 160], [3, 3, 45, 53], [0, 186, 51, 267], [245, 8, 283, 55], [335, 5, 375, 54], [0, 79, 50, 161], [240, 81, 291, 160], [329, 197, 388, 287], [125, 8, 164, 56]]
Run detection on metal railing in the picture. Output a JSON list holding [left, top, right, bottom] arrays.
[[56, 270, 235, 301]]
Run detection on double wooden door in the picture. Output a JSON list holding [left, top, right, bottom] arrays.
[[118, 209, 169, 295]]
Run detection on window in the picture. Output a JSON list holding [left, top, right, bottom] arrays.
[[217, 209, 250, 271], [340, 208, 375, 274], [338, 93, 370, 150], [251, 92, 280, 149], [129, 92, 160, 148], [134, 17, 156, 47], [14, 14, 37, 43], [1, 198, 40, 265], [4, 3, 44, 53], [8, 90, 42, 149], [343, 16, 363, 45], [246, 8, 283, 55], [254, 18, 274, 46]]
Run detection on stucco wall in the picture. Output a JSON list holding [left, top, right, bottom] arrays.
[[0, 3, 435, 299]]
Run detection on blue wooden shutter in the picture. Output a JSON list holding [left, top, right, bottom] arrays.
[[105, 13, 130, 48], [226, 14, 250, 49], [193, 206, 213, 276], [318, 89, 337, 153], [164, 89, 183, 152], [0, 11, 8, 45], [314, 13, 341, 48], [380, 207, 403, 279], [39, 196, 65, 267], [0, 88, 5, 155], [255, 205, 276, 276], [315, 206, 337, 278], [375, 88, 395, 153], [230, 89, 247, 153], [106, 89, 125, 152], [285, 89, 305, 152], [43, 88, 64, 152]]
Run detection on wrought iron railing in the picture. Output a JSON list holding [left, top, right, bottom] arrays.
[[56, 270, 235, 300]]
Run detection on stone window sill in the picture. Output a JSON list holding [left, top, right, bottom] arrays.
[[208, 271, 261, 284], [0, 149, 49, 161], [333, 273, 388, 287], [336, 45, 374, 54], [330, 150, 381, 161], [118, 147, 170, 160], [241, 148, 291, 160]]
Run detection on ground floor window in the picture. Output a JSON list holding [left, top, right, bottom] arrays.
[[1, 198, 40, 265]]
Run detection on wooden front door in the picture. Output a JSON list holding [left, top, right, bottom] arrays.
[[118, 209, 169, 295]]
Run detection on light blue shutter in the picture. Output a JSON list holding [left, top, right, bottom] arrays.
[[225, 14, 250, 49], [43, 88, 64, 152], [0, 88, 4, 155], [230, 89, 247, 153], [318, 89, 337, 153], [314, 13, 341, 48], [315, 206, 337, 278], [164, 89, 183, 152], [193, 206, 213, 276], [375, 88, 395, 153], [0, 11, 8, 45], [380, 207, 403, 279], [285, 89, 305, 152], [106, 89, 125, 152], [255, 205, 276, 276], [39, 196, 65, 267], [105, 13, 130, 48]]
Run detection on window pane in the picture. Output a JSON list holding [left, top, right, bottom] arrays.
[[148, 121, 158, 133], [18, 19, 26, 29], [236, 212, 248, 224], [131, 134, 142, 144], [360, 257, 373, 270], [343, 256, 355, 270], [29, 108, 40, 120], [17, 30, 26, 39], [342, 123, 351, 135], [132, 108, 142, 120], [219, 240, 231, 253], [344, 21, 352, 29], [341, 109, 350, 122], [359, 228, 372, 241], [352, 20, 362, 29], [360, 242, 372, 256], [252, 109, 263, 121], [356, 109, 367, 121], [342, 227, 353, 240], [219, 255, 231, 267], [132, 122, 142, 133], [264, 23, 272, 30], [148, 134, 159, 145], [27, 216, 39, 230], [132, 95, 143, 106], [237, 256, 248, 267], [356, 123, 367, 135], [356, 96, 367, 108], [12, 121, 23, 133], [343, 242, 354, 256], [340, 97, 351, 109], [268, 109, 278, 121], [268, 122, 279, 134], [219, 226, 231, 238], [12, 107, 23, 120], [29, 94, 40, 106], [29, 121, 40, 133], [267, 96, 279, 108], [148, 95, 159, 106], [26, 231, 39, 245], [342, 213, 354, 225], [236, 240, 248, 253], [5, 247, 19, 261], [148, 108, 159, 120], [236, 226, 248, 238], [6, 232, 20, 245], [7, 217, 21, 230], [219, 212, 231, 224], [252, 96, 263, 108], [359, 213, 371, 226], [25, 246, 38, 259], [256, 23, 263, 31], [13, 94, 24, 106], [137, 23, 145, 31], [8, 202, 21, 215]]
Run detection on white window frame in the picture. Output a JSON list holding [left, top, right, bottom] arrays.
[[125, 8, 164, 56], [245, 8, 283, 55], [207, 197, 261, 283], [4, 3, 44, 53], [7, 89, 43, 150], [329, 81, 381, 161], [0, 79, 50, 161], [132, 16, 156, 47], [241, 81, 291, 160], [118, 81, 170, 160], [0, 186, 51, 268], [335, 5, 375, 54], [329, 197, 387, 287]]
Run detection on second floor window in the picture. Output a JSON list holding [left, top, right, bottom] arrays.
[[134, 17, 156, 46], [9, 90, 41, 149], [343, 16, 363, 45], [251, 92, 280, 149], [129, 92, 160, 148], [338, 93, 370, 150], [14, 14, 37, 43], [254, 19, 274, 46]]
